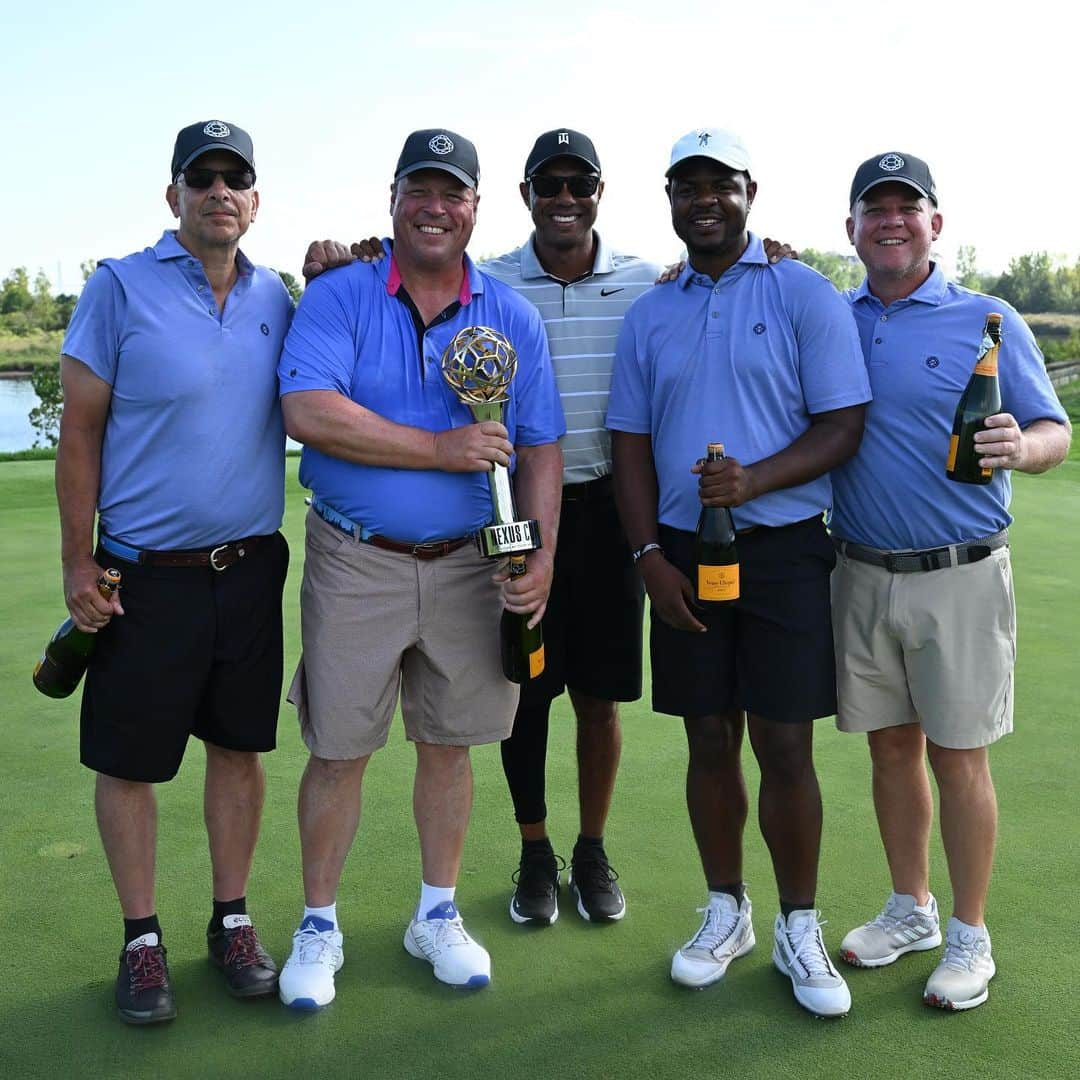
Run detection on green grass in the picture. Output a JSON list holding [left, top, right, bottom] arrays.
[[0, 329, 63, 371], [1, 460, 1078, 1079]]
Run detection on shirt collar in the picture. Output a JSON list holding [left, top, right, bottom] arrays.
[[154, 230, 253, 277], [383, 239, 479, 305], [853, 261, 947, 309], [677, 231, 765, 289], [521, 229, 610, 281]]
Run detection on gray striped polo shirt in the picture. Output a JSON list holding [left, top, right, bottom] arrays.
[[482, 233, 662, 486]]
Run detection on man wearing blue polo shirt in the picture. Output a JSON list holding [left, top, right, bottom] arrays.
[[276, 129, 564, 1008], [56, 120, 292, 1023], [608, 128, 870, 1018], [832, 153, 1071, 1011]]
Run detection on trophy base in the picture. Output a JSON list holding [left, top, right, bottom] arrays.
[[477, 519, 542, 559]]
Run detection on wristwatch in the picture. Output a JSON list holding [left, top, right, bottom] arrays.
[[631, 542, 663, 565]]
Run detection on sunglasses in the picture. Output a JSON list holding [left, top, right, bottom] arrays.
[[528, 173, 600, 199], [181, 167, 255, 190]]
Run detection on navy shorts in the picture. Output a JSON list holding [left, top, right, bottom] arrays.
[[81, 531, 289, 782], [651, 519, 836, 723], [519, 478, 644, 707]]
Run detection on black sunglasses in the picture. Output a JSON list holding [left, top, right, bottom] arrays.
[[529, 173, 600, 199], [181, 167, 255, 191]]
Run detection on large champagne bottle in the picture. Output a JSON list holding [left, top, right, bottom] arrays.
[[33, 568, 122, 699], [500, 554, 545, 684], [946, 313, 1003, 485], [695, 443, 740, 606]]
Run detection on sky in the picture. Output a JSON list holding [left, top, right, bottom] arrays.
[[3, 0, 1077, 294]]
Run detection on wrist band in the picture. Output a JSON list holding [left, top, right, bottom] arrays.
[[631, 542, 663, 564]]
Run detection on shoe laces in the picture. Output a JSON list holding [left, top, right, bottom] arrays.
[[572, 851, 620, 894], [786, 912, 834, 977], [128, 943, 168, 991], [512, 851, 565, 896], [224, 924, 263, 968], [867, 896, 909, 932], [426, 914, 472, 953], [294, 923, 339, 964], [690, 902, 742, 952]]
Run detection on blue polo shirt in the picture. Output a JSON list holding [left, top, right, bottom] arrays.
[[62, 230, 292, 550], [606, 234, 870, 531], [278, 242, 565, 543], [831, 264, 1068, 550]]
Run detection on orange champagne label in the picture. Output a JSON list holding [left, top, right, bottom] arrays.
[[528, 644, 545, 679], [698, 564, 739, 601], [973, 357, 998, 377], [946, 435, 959, 471]]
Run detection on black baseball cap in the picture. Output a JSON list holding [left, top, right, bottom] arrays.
[[850, 151, 937, 208], [395, 129, 480, 189], [171, 119, 255, 181], [524, 129, 601, 180]]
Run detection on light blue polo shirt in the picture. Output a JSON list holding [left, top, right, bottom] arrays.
[[606, 233, 870, 531], [278, 242, 565, 544], [62, 230, 292, 550], [831, 264, 1068, 550]]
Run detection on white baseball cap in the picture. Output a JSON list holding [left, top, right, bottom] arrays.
[[666, 128, 752, 178]]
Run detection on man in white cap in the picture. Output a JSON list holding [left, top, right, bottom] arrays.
[[608, 128, 870, 1017]]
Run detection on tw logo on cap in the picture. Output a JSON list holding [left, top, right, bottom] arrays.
[[203, 120, 231, 139], [428, 134, 454, 155], [878, 153, 904, 172]]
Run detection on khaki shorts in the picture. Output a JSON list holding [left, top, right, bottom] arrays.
[[289, 509, 519, 759], [832, 545, 1015, 749]]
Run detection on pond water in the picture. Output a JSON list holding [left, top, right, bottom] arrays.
[[0, 377, 39, 452]]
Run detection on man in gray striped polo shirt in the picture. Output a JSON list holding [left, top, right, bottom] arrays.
[[482, 130, 662, 927]]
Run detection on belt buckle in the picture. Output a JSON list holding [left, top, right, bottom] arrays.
[[209, 544, 232, 571], [411, 541, 445, 560]]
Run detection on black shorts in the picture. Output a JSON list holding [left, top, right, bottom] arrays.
[[81, 531, 289, 783], [519, 477, 644, 707], [651, 519, 836, 723]]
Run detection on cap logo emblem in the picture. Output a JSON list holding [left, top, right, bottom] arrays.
[[698, 131, 711, 146], [428, 134, 454, 155], [558, 132, 570, 145], [203, 120, 231, 139], [879, 153, 904, 172]]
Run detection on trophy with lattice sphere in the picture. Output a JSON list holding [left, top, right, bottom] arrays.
[[441, 325, 542, 560]]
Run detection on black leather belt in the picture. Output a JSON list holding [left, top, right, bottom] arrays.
[[563, 474, 613, 502], [834, 530, 1008, 573]]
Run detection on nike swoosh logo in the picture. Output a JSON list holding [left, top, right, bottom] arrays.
[[600, 287, 625, 296]]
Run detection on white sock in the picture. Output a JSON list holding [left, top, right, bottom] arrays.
[[417, 882, 456, 920], [303, 902, 338, 929], [951, 915, 988, 938]]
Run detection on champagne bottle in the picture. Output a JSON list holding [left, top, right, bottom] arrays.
[[946, 313, 1003, 485], [33, 568, 122, 699], [695, 443, 740, 606], [500, 555, 545, 684]]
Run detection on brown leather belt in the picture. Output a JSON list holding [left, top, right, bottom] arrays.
[[310, 499, 472, 560], [365, 534, 472, 559], [99, 532, 271, 571]]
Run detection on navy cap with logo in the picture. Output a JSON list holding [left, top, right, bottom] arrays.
[[395, 129, 480, 190], [850, 152, 937, 208], [171, 120, 255, 182], [524, 129, 601, 180]]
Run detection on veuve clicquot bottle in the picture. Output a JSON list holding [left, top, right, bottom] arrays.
[[695, 443, 739, 606], [33, 568, 122, 699], [946, 312, 1003, 485], [500, 555, 545, 684]]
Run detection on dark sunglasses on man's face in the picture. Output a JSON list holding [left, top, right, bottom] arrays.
[[181, 168, 255, 191], [529, 173, 600, 199]]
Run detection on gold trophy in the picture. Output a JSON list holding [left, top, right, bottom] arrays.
[[441, 325, 542, 560]]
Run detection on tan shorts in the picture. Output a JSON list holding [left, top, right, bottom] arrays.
[[289, 509, 519, 759], [832, 545, 1015, 749]]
